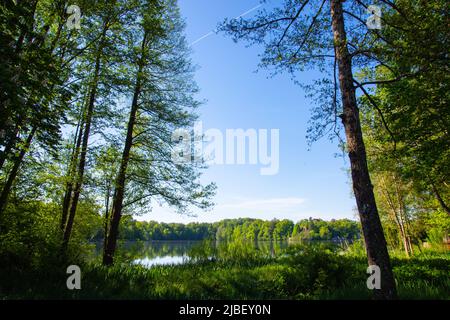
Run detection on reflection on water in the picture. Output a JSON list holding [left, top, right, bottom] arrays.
[[89, 240, 333, 268], [133, 255, 190, 267]]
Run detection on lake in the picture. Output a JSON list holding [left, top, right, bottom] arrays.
[[90, 240, 297, 267]]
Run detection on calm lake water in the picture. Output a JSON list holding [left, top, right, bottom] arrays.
[[90, 240, 296, 267]]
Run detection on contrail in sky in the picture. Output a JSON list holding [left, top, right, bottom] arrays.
[[190, 3, 263, 47]]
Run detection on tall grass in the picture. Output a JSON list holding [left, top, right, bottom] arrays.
[[1, 241, 448, 300]]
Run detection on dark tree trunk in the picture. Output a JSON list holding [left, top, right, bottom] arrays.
[[432, 184, 450, 216], [0, 125, 20, 171], [61, 21, 108, 247], [103, 183, 111, 253], [61, 117, 84, 231], [0, 127, 37, 216], [62, 55, 102, 248], [103, 35, 146, 265], [103, 76, 141, 265], [330, 0, 397, 300], [14, 0, 39, 55]]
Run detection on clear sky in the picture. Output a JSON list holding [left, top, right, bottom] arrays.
[[136, 0, 358, 223]]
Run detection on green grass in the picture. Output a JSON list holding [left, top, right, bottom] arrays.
[[1, 244, 449, 300]]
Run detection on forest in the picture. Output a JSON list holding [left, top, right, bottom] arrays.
[[0, 0, 449, 301], [108, 218, 360, 241]]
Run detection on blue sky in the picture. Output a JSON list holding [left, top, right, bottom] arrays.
[[137, 0, 358, 223]]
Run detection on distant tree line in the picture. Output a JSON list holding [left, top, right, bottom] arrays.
[[105, 217, 361, 242]]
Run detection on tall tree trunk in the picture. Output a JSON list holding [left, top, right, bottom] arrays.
[[103, 182, 111, 253], [403, 211, 414, 255], [61, 22, 108, 247], [394, 177, 413, 256], [62, 71, 101, 248], [0, 127, 37, 216], [397, 194, 413, 256], [103, 36, 146, 265], [0, 125, 20, 171], [14, 0, 39, 55], [61, 116, 84, 231], [103, 77, 142, 265], [398, 220, 410, 257], [330, 0, 397, 300], [432, 184, 450, 216]]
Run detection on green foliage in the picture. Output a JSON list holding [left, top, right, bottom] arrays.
[[0, 200, 96, 271], [291, 218, 360, 241], [2, 242, 448, 300], [357, 0, 450, 256], [425, 211, 450, 245], [115, 217, 360, 242]]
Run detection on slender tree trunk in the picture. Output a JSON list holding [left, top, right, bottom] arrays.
[[103, 78, 141, 265], [403, 211, 414, 255], [407, 236, 413, 255], [0, 125, 20, 171], [61, 117, 84, 231], [398, 221, 410, 257], [395, 178, 413, 256], [62, 23, 108, 247], [103, 36, 146, 265], [61, 95, 87, 231], [398, 202, 413, 256], [49, 1, 67, 52], [432, 184, 450, 216], [14, 0, 39, 55], [103, 182, 111, 252], [62, 71, 101, 248], [0, 127, 37, 216], [330, 0, 397, 300]]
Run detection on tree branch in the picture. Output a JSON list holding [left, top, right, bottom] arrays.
[[276, 0, 310, 47], [292, 0, 326, 60], [432, 184, 450, 216], [353, 78, 397, 150]]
